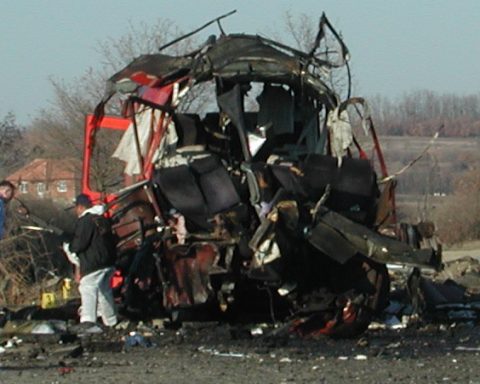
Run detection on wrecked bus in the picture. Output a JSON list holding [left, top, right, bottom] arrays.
[[82, 13, 441, 337]]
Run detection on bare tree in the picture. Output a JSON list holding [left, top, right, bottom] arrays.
[[279, 11, 351, 98], [25, 18, 200, 193], [282, 11, 318, 52], [370, 91, 480, 137], [0, 113, 26, 178]]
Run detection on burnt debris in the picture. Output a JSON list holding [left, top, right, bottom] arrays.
[[71, 13, 442, 337]]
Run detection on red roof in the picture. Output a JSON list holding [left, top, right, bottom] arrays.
[[7, 158, 80, 183]]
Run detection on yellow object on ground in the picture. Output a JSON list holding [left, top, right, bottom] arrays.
[[62, 278, 72, 300], [40, 292, 56, 309]]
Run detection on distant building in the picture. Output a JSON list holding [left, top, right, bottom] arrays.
[[6, 158, 81, 205]]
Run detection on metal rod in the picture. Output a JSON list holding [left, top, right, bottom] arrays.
[[159, 10, 236, 52]]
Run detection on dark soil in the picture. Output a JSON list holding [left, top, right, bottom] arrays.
[[1, 320, 480, 384]]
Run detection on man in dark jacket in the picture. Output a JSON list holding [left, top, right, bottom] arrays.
[[0, 180, 15, 239], [66, 194, 117, 328]]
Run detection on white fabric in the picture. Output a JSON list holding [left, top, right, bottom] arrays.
[[153, 118, 178, 168], [78, 267, 117, 326], [112, 82, 190, 176], [80, 204, 106, 217], [62, 242, 80, 267], [171, 213, 186, 244], [112, 106, 163, 175], [326, 107, 353, 166]]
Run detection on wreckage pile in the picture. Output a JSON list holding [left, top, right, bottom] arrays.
[[3, 13, 446, 338], [76, 13, 443, 337], [3, 255, 480, 339]]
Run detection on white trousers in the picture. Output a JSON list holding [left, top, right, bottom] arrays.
[[78, 267, 117, 326]]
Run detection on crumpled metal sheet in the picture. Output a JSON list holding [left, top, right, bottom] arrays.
[[308, 208, 440, 268], [104, 34, 335, 106], [164, 243, 218, 308]]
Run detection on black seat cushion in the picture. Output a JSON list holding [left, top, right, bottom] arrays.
[[154, 165, 210, 229], [302, 154, 378, 224], [175, 113, 206, 147], [191, 156, 241, 214]]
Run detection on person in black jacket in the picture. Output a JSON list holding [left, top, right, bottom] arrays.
[[0, 180, 15, 239], [66, 194, 118, 328]]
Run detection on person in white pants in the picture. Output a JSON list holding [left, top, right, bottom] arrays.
[[64, 194, 118, 329], [78, 267, 117, 326]]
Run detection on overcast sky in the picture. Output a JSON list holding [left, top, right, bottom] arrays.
[[1, 0, 479, 125]]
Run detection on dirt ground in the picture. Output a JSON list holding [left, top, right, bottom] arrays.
[[443, 241, 480, 262], [2, 319, 480, 384]]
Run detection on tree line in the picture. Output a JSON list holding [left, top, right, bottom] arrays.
[[370, 91, 480, 137]]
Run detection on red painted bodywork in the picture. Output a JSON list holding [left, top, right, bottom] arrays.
[[82, 114, 130, 204]]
